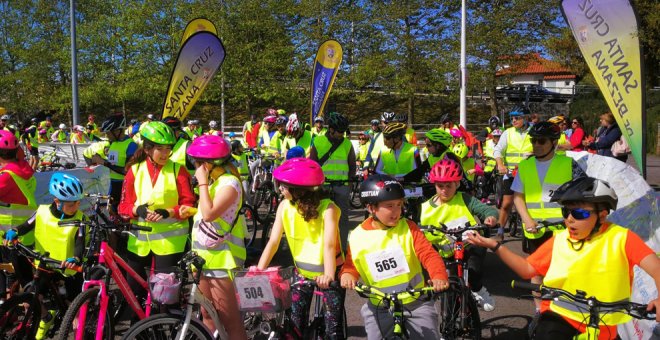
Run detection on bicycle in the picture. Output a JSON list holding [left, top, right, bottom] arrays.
[[400, 181, 434, 224], [241, 204, 260, 249], [38, 147, 76, 172], [511, 280, 656, 339], [55, 194, 155, 340], [120, 251, 229, 340], [249, 153, 280, 225], [0, 241, 83, 340], [354, 282, 439, 340], [520, 220, 566, 254], [418, 223, 487, 339]]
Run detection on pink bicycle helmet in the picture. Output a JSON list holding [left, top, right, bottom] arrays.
[[0, 130, 18, 149], [263, 115, 277, 124], [39, 129, 47, 135], [429, 158, 463, 183], [186, 135, 231, 162], [286, 113, 300, 135], [491, 129, 503, 137], [266, 108, 277, 116], [273, 158, 324, 187], [449, 128, 462, 138]]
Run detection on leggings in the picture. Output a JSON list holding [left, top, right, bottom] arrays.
[[289, 273, 345, 339]]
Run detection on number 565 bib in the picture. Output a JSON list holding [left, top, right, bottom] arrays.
[[365, 246, 410, 282]]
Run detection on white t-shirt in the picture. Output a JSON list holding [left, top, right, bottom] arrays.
[[511, 158, 552, 194]]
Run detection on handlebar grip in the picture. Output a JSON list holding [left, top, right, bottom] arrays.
[[58, 220, 81, 227], [131, 225, 152, 232], [511, 280, 541, 292]]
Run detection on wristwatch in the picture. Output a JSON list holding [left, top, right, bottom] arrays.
[[490, 242, 502, 253]]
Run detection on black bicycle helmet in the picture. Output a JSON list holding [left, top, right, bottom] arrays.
[[383, 122, 406, 139], [230, 140, 243, 152], [327, 112, 350, 133], [528, 122, 561, 140], [100, 114, 127, 132], [162, 116, 182, 130], [381, 111, 396, 123], [359, 174, 405, 205], [550, 177, 618, 210], [394, 112, 408, 123], [488, 116, 501, 127]]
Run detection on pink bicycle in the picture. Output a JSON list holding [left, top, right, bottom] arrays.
[[55, 194, 155, 340]]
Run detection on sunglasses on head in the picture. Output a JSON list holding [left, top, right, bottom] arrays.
[[530, 138, 549, 145], [561, 207, 596, 220]]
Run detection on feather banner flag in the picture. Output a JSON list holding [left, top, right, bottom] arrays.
[[310, 40, 342, 123]]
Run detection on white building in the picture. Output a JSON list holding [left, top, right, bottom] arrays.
[[496, 53, 576, 95]]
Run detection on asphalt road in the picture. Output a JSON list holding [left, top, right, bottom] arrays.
[[253, 207, 534, 340]]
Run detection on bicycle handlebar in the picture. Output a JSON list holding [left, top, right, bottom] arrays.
[[418, 224, 492, 236], [354, 282, 438, 301], [9, 242, 82, 273], [291, 278, 341, 289], [58, 220, 152, 232], [511, 280, 656, 320]]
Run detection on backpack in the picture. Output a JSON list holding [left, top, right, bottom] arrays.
[[611, 136, 631, 156]]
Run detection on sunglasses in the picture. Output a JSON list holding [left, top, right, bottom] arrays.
[[561, 207, 596, 220], [530, 138, 549, 145]]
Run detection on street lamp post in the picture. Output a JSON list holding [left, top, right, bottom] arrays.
[[459, 0, 467, 128], [70, 0, 80, 126]]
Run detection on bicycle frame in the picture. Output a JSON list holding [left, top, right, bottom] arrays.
[[176, 282, 225, 340], [74, 241, 151, 340]]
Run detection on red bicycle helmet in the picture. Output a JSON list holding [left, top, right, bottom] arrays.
[[429, 158, 463, 183]]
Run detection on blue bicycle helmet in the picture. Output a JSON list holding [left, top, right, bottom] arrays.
[[509, 105, 531, 117], [286, 146, 305, 160], [49, 172, 84, 201]]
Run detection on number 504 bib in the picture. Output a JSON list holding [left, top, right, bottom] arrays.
[[365, 246, 410, 282]]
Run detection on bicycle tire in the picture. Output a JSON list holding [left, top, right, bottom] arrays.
[[508, 211, 522, 238], [120, 314, 213, 340], [56, 287, 114, 340], [302, 316, 325, 340], [0, 292, 40, 340], [241, 205, 259, 248], [439, 286, 481, 339]]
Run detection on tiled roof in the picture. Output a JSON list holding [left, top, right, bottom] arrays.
[[496, 53, 574, 77], [544, 74, 576, 80]]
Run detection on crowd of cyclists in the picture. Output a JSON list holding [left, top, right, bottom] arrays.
[[0, 105, 658, 340]]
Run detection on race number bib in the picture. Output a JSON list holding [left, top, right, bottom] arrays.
[[541, 183, 561, 202], [444, 216, 470, 231], [107, 150, 119, 165], [234, 275, 276, 309], [365, 247, 410, 282]]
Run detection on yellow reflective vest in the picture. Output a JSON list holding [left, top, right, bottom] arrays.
[[107, 138, 134, 180], [281, 198, 343, 279], [519, 155, 572, 239], [420, 193, 477, 257], [503, 126, 532, 169], [192, 174, 246, 277], [544, 224, 632, 325], [282, 130, 313, 156], [232, 153, 250, 179], [0, 170, 37, 245], [381, 142, 417, 177], [34, 205, 85, 276], [314, 135, 352, 181], [349, 218, 424, 305], [128, 161, 188, 257], [483, 139, 497, 172]]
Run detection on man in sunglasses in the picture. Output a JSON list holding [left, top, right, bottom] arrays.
[[466, 177, 660, 339], [493, 106, 533, 237]]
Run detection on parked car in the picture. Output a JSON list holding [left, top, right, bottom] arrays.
[[495, 84, 569, 102]]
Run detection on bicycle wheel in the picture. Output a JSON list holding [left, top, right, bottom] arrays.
[[121, 314, 213, 340], [508, 211, 521, 238], [241, 205, 259, 248], [438, 285, 481, 339], [56, 287, 114, 340], [0, 292, 40, 340]]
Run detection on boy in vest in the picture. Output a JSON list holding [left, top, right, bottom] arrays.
[[467, 177, 660, 339], [374, 122, 421, 179], [99, 115, 137, 209], [420, 159, 498, 312], [6, 172, 87, 339], [340, 174, 449, 339]]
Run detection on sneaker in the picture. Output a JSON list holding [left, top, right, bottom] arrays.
[[528, 309, 541, 338], [473, 287, 495, 312], [35, 310, 56, 340]]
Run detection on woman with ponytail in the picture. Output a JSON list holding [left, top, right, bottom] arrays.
[[183, 134, 247, 339]]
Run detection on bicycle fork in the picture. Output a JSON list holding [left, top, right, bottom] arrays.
[[76, 280, 108, 340]]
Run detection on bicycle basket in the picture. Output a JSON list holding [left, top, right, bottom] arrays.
[[147, 266, 183, 305], [233, 266, 295, 312]]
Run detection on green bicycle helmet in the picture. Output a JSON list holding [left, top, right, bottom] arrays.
[[141, 121, 177, 145], [425, 128, 452, 147]]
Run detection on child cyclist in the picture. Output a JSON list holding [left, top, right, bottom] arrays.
[[5, 172, 87, 339], [340, 174, 449, 340], [257, 158, 345, 339], [420, 158, 498, 311], [466, 177, 660, 339], [182, 135, 248, 339]]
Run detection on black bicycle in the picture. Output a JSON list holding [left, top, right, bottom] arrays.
[[512, 280, 656, 339]]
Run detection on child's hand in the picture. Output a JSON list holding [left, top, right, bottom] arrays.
[[315, 274, 334, 290], [179, 205, 197, 219], [465, 231, 498, 249], [429, 279, 450, 292], [340, 273, 357, 290]]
